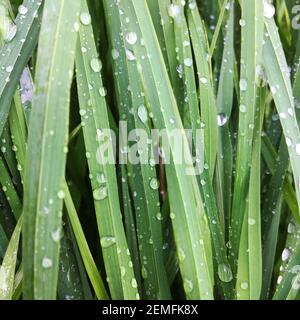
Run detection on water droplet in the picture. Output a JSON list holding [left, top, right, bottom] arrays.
[[170, 212, 176, 220], [184, 58, 193, 67], [100, 236, 116, 248], [296, 144, 300, 155], [51, 229, 61, 242], [93, 186, 108, 200], [241, 282, 249, 290], [218, 263, 233, 283], [264, 2, 275, 19], [248, 218, 256, 225], [239, 104, 246, 113], [239, 78, 248, 91], [168, 4, 181, 18], [141, 266, 148, 279], [137, 105, 148, 124], [131, 278, 138, 288], [5, 65, 13, 73], [125, 48, 136, 61], [90, 58, 102, 72], [183, 279, 193, 294], [4, 24, 17, 43], [18, 5, 28, 15], [239, 19, 246, 27], [288, 222, 296, 234], [217, 113, 228, 126], [125, 32, 138, 45], [80, 12, 91, 25], [42, 257, 53, 269], [282, 248, 290, 261], [150, 178, 159, 190], [200, 77, 208, 84], [99, 87, 107, 97], [178, 248, 186, 262], [111, 49, 119, 60], [57, 190, 65, 199]]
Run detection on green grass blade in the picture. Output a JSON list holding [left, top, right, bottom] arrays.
[[75, 0, 138, 300], [0, 0, 43, 136], [230, 0, 264, 263], [0, 217, 21, 300], [22, 0, 80, 299], [120, 0, 214, 299]]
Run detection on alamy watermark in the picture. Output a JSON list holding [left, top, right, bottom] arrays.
[[292, 4, 300, 29], [95, 121, 207, 176]]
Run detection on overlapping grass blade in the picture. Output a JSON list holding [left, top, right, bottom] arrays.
[[76, 0, 138, 300], [119, 0, 214, 299], [22, 0, 80, 299], [0, 0, 43, 136], [230, 0, 264, 263], [104, 0, 170, 299], [0, 217, 21, 300]]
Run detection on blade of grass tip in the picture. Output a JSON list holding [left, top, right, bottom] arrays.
[[120, 0, 214, 299], [230, 0, 264, 266], [147, 0, 185, 117], [76, 0, 138, 300], [0, 217, 22, 300], [0, 0, 43, 137], [236, 87, 265, 300], [215, 1, 234, 238], [173, 0, 234, 300], [209, 0, 229, 58], [64, 183, 109, 300], [273, 222, 300, 300], [187, 1, 218, 177], [263, 13, 300, 223], [22, 0, 80, 300], [104, 0, 171, 299]]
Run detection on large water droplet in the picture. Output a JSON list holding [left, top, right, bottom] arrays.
[[90, 58, 102, 72], [42, 257, 53, 269], [217, 113, 228, 127], [80, 12, 91, 25], [18, 5, 28, 15], [125, 32, 138, 45], [168, 4, 181, 18], [183, 279, 193, 294], [218, 263, 233, 283], [137, 105, 148, 124], [4, 24, 17, 43], [93, 186, 108, 200], [150, 177, 159, 190], [264, 2, 275, 19], [239, 78, 248, 91], [100, 236, 116, 248]]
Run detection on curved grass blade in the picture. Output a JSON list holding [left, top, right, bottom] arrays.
[[0, 0, 43, 137], [263, 16, 300, 221], [22, 0, 80, 300], [64, 184, 108, 300], [187, 2, 218, 176]]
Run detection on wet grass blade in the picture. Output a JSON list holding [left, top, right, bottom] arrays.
[[0, 217, 21, 300], [230, 0, 264, 263], [22, 0, 80, 299], [76, 0, 138, 300], [0, 0, 43, 136], [121, 0, 214, 299]]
